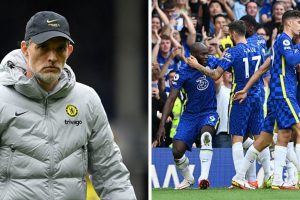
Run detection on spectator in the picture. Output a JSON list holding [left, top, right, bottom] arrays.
[[264, 1, 285, 35], [212, 14, 233, 51], [190, 13, 203, 42], [175, 0, 192, 16], [233, 0, 249, 20], [277, 0, 297, 11], [260, 0, 274, 23], [201, 0, 235, 36], [245, 1, 260, 22], [152, 63, 173, 147], [152, 0, 170, 47], [256, 25, 272, 56]]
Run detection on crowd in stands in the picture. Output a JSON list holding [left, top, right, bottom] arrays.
[[151, 0, 300, 148]]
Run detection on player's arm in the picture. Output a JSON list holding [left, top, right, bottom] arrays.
[[156, 89, 179, 146], [234, 57, 271, 103], [282, 41, 300, 66], [187, 55, 224, 80]]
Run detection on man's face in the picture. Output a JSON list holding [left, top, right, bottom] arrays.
[[246, 2, 258, 18], [194, 48, 209, 66], [24, 37, 70, 84], [164, 7, 176, 19], [160, 39, 171, 53], [214, 16, 226, 33], [209, 2, 222, 17]]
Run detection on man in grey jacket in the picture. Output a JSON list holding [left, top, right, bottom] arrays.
[[0, 11, 136, 200]]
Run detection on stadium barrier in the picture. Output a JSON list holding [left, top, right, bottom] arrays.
[[151, 148, 281, 188]]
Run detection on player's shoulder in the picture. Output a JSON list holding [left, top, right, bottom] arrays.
[[277, 33, 292, 46]]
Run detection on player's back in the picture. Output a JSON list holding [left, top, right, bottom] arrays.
[[247, 33, 267, 55], [219, 43, 263, 99]]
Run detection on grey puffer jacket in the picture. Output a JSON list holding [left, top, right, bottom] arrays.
[[0, 50, 136, 200]]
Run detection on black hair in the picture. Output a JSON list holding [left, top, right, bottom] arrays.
[[282, 10, 300, 25], [163, 0, 176, 10], [240, 14, 258, 30], [213, 14, 226, 24], [208, 0, 225, 12]]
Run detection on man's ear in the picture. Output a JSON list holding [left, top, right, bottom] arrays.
[[20, 41, 29, 58], [67, 44, 73, 58]]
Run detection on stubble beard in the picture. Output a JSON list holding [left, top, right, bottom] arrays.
[[34, 70, 62, 84], [28, 65, 62, 84]]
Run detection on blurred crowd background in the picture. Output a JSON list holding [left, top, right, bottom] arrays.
[[0, 0, 147, 199]]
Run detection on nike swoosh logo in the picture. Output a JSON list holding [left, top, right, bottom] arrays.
[[47, 19, 58, 23], [15, 111, 28, 116]]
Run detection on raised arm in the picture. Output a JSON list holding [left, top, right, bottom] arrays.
[[219, 0, 235, 21], [234, 57, 271, 103], [187, 55, 224, 80], [181, 12, 196, 46], [159, 46, 182, 79], [153, 0, 169, 25], [152, 30, 161, 63]]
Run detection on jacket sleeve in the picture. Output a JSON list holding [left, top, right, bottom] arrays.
[[87, 90, 136, 200]]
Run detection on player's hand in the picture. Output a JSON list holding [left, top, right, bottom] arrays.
[[233, 89, 247, 103], [156, 124, 166, 146], [187, 56, 199, 68]]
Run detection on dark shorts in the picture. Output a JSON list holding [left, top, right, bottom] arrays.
[[173, 111, 219, 151], [263, 98, 300, 133]]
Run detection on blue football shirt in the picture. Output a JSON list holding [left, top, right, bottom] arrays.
[[218, 42, 264, 100], [171, 56, 219, 114], [269, 32, 300, 99]]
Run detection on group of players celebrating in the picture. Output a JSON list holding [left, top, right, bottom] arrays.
[[156, 10, 300, 190]]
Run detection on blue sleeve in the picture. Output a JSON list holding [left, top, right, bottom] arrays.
[[218, 49, 234, 71], [280, 37, 300, 66], [207, 55, 220, 69], [293, 43, 300, 50], [171, 69, 187, 91]]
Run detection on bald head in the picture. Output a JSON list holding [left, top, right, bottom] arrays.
[[190, 42, 208, 56], [190, 42, 209, 65]]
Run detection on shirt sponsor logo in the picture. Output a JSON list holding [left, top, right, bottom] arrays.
[[196, 75, 209, 91], [65, 119, 82, 126]]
